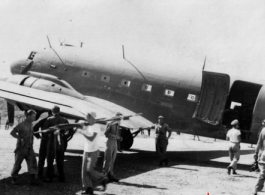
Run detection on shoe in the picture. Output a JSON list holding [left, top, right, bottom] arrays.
[[29, 174, 40, 186], [101, 178, 108, 191], [159, 160, 164, 167], [164, 159, 169, 166], [11, 177, 19, 185], [81, 187, 94, 195], [108, 174, 119, 182], [227, 167, 231, 175], [232, 170, 237, 175]]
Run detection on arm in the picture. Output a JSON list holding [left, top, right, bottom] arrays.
[[166, 125, 172, 139], [78, 130, 97, 141], [10, 127, 19, 139]]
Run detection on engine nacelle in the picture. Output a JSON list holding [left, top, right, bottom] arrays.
[[6, 74, 84, 100]]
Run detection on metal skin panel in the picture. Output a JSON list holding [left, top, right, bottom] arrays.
[[193, 71, 230, 125], [251, 85, 265, 135]]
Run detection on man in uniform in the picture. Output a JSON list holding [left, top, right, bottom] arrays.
[[33, 110, 52, 179], [151, 116, 172, 166], [43, 105, 69, 183], [226, 119, 241, 175], [76, 112, 108, 195], [10, 109, 39, 185], [253, 119, 265, 195], [102, 112, 123, 182]]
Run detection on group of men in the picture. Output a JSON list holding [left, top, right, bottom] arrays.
[[10, 106, 71, 185], [226, 119, 265, 195], [9, 104, 173, 195]]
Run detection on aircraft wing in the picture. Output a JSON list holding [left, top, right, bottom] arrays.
[[0, 80, 113, 120], [0, 81, 150, 128]]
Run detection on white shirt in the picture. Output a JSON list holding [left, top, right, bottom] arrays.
[[83, 124, 101, 152], [226, 128, 241, 143]]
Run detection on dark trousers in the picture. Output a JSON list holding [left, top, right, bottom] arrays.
[[38, 139, 48, 177], [155, 138, 168, 161], [46, 140, 65, 181]]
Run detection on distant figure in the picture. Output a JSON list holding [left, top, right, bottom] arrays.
[[148, 116, 172, 166], [5, 119, 9, 130], [10, 110, 39, 185], [193, 135, 200, 141], [226, 119, 241, 175], [102, 112, 123, 182], [76, 112, 108, 195], [33, 110, 52, 179], [253, 119, 265, 195], [43, 106, 69, 183]]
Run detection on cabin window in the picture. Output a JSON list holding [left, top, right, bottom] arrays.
[[142, 84, 152, 92], [121, 79, 131, 87], [81, 71, 90, 78], [101, 75, 110, 83], [164, 89, 175, 97]]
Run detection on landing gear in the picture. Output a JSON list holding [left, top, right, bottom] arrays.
[[120, 127, 134, 150]]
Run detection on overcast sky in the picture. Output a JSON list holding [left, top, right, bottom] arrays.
[[0, 0, 265, 78]]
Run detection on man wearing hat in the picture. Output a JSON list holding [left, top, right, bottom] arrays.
[[148, 115, 172, 166], [76, 112, 108, 195], [10, 109, 39, 185], [226, 119, 241, 175], [102, 112, 123, 182], [253, 119, 265, 195]]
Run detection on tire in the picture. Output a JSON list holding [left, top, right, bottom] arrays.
[[120, 127, 134, 150]]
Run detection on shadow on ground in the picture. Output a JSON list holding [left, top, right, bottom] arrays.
[[0, 148, 255, 195]]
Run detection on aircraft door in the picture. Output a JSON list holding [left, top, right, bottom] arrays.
[[251, 85, 265, 133], [193, 71, 230, 125]]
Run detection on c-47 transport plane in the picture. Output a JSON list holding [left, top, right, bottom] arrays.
[[0, 43, 264, 148]]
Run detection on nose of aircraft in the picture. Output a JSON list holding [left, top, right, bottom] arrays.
[[10, 59, 26, 75]]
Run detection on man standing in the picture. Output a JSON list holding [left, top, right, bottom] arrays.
[[226, 119, 241, 175], [43, 105, 69, 183], [76, 112, 108, 195], [253, 119, 265, 195], [149, 116, 172, 166], [102, 112, 123, 182], [10, 109, 39, 185], [33, 110, 52, 179]]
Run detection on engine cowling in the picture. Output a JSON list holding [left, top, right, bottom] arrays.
[[6, 74, 84, 100]]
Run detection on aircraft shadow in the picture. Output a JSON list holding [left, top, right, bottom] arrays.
[[0, 148, 256, 195]]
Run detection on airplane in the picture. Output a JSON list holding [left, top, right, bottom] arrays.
[[0, 40, 264, 149]]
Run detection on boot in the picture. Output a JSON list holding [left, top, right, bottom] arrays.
[[11, 177, 19, 185], [81, 187, 94, 195], [107, 172, 119, 182], [29, 174, 39, 186]]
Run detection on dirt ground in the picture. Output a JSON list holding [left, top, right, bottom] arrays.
[[0, 125, 263, 195]]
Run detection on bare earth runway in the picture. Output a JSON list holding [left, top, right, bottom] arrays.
[[0, 126, 262, 195]]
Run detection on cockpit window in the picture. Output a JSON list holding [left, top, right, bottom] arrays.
[[28, 51, 37, 60]]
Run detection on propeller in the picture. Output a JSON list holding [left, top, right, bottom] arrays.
[[21, 61, 34, 74], [7, 102, 15, 126]]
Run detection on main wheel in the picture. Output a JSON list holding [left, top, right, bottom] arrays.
[[120, 127, 134, 150]]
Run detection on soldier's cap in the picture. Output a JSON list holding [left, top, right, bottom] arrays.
[[115, 112, 122, 116], [231, 119, 239, 126], [52, 105, 60, 114], [158, 116, 164, 119], [27, 109, 37, 116], [87, 112, 96, 119]]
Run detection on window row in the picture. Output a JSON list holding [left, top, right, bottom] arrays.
[[81, 70, 175, 97]]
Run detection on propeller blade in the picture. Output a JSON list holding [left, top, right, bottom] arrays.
[[7, 102, 14, 126], [21, 61, 34, 74]]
